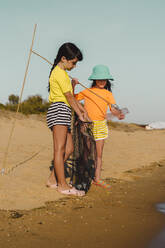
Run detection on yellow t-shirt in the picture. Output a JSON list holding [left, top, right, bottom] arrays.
[[75, 88, 116, 120], [49, 65, 73, 107]]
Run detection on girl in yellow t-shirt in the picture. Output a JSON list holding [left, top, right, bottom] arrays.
[[75, 64, 125, 188], [46, 43, 89, 196]]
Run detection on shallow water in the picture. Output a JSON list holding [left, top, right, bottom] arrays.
[[148, 203, 165, 248], [156, 203, 165, 214]]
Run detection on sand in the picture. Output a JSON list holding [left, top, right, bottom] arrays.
[[1, 161, 165, 248], [0, 110, 165, 210], [1, 110, 165, 248]]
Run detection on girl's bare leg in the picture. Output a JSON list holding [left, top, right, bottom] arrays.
[[47, 127, 73, 188], [64, 132, 74, 161], [94, 139, 104, 182]]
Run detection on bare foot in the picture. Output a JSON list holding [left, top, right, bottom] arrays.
[[46, 180, 57, 189], [57, 187, 85, 196], [57, 183, 72, 192]]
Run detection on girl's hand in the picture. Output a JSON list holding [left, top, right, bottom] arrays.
[[111, 107, 125, 120], [78, 113, 86, 122], [72, 78, 79, 88], [83, 112, 92, 122], [118, 112, 125, 120], [110, 107, 118, 115]]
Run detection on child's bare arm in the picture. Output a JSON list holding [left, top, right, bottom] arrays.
[[64, 91, 85, 121], [71, 78, 79, 94], [76, 101, 91, 122]]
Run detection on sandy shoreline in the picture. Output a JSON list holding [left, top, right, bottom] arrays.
[[1, 110, 165, 247], [1, 110, 165, 210]]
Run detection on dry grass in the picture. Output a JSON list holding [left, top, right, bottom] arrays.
[[0, 109, 46, 122], [108, 121, 146, 132]]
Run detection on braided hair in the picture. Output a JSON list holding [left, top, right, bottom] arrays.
[[48, 42, 83, 91]]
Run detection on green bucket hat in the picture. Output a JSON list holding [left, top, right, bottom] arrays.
[[88, 64, 114, 81]]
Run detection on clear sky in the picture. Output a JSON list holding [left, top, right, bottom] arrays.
[[1, 0, 165, 124]]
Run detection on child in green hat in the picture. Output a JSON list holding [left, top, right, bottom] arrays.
[[74, 64, 125, 188]]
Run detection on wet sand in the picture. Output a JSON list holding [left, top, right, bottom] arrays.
[[0, 161, 165, 248]]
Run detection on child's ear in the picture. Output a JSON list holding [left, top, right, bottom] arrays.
[[61, 56, 67, 62]]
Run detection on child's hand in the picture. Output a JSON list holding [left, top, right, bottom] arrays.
[[111, 107, 120, 116], [72, 78, 79, 88], [83, 112, 92, 122], [118, 112, 125, 120], [111, 107, 125, 120], [118, 108, 128, 120], [78, 113, 86, 122]]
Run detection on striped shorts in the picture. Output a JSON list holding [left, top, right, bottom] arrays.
[[92, 120, 108, 141], [47, 102, 72, 130]]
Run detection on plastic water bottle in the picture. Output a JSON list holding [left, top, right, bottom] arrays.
[[121, 107, 129, 115], [106, 107, 129, 120]]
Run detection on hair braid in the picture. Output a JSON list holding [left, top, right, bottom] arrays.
[[48, 57, 59, 92]]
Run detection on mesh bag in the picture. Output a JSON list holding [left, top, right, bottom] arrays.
[[64, 112, 96, 193]]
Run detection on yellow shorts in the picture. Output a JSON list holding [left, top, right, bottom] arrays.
[[92, 120, 108, 141]]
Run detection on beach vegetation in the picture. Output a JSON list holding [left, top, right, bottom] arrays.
[[3, 94, 50, 115], [0, 103, 5, 109]]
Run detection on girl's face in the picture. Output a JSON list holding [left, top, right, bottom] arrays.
[[62, 57, 78, 71], [95, 80, 107, 89]]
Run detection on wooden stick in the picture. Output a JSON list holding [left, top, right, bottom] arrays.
[[1, 24, 37, 175], [32, 50, 53, 66]]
